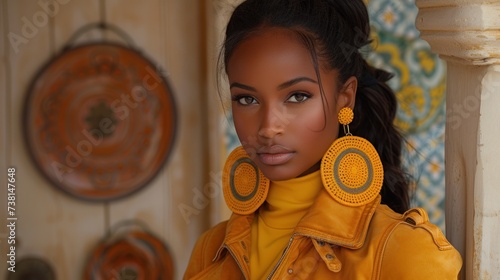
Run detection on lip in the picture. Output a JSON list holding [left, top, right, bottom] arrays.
[[257, 145, 295, 165]]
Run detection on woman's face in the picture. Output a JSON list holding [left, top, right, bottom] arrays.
[[227, 28, 356, 181]]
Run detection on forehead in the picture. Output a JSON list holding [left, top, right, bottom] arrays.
[[227, 28, 317, 81]]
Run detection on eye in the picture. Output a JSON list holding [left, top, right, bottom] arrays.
[[232, 95, 258, 105], [287, 92, 311, 103]]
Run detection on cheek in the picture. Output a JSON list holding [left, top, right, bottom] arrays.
[[232, 110, 253, 143], [292, 106, 338, 148], [295, 104, 336, 133]]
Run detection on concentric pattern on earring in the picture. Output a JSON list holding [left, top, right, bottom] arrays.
[[321, 136, 383, 206], [223, 146, 270, 215], [321, 107, 383, 207]]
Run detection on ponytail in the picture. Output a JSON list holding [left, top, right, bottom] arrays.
[[351, 61, 410, 213]]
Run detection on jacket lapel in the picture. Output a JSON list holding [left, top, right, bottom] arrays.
[[213, 214, 254, 279], [294, 189, 380, 249]]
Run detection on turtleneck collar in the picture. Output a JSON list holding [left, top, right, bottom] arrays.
[[259, 170, 323, 229]]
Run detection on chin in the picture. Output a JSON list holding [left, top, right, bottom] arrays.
[[259, 166, 302, 182]]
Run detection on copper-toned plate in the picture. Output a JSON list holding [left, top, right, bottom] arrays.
[[24, 43, 176, 201], [84, 224, 174, 279]]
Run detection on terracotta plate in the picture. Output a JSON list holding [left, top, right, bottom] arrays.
[[24, 43, 176, 201], [84, 223, 174, 279]]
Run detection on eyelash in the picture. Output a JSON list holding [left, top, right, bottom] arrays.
[[231, 92, 312, 106], [287, 92, 311, 103], [231, 95, 257, 105]]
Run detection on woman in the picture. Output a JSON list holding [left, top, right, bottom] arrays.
[[184, 0, 462, 279]]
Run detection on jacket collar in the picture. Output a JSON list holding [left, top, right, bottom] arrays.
[[213, 214, 253, 262], [294, 190, 380, 249], [216, 189, 381, 261]]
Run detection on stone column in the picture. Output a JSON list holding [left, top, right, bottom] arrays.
[[416, 1, 500, 279]]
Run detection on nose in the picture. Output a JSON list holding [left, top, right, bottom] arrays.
[[258, 105, 285, 139]]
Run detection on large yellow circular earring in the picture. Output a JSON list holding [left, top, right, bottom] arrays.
[[321, 107, 384, 207], [223, 146, 270, 215]]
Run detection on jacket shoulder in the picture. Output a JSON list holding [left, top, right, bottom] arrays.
[[183, 220, 228, 279], [374, 207, 462, 279]]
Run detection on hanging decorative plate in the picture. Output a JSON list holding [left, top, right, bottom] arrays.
[[84, 220, 174, 280], [24, 31, 176, 201]]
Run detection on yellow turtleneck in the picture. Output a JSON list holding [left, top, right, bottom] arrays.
[[250, 170, 323, 280]]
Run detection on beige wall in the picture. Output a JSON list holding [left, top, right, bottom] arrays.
[[0, 0, 222, 279]]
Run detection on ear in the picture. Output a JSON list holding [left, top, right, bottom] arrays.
[[336, 76, 357, 111]]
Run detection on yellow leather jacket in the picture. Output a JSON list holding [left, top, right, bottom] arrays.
[[184, 190, 462, 279]]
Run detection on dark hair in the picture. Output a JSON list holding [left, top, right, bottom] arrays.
[[221, 0, 410, 213]]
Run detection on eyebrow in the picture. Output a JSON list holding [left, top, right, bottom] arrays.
[[230, 76, 318, 91], [277, 77, 317, 90], [230, 82, 256, 91]]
